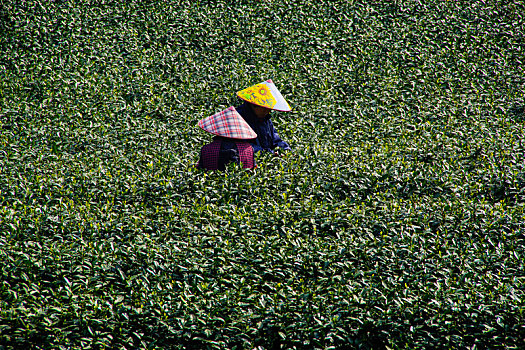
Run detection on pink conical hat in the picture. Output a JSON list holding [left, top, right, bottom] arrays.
[[237, 79, 292, 112], [198, 106, 257, 140]]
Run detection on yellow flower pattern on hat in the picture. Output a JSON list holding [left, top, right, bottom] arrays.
[[238, 83, 277, 109]]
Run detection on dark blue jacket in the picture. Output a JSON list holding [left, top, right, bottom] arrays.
[[236, 102, 291, 153]]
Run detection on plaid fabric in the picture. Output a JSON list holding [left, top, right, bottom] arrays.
[[198, 106, 257, 140], [198, 139, 222, 170], [235, 141, 255, 169], [198, 139, 255, 170]]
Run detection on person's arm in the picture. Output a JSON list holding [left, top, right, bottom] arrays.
[[268, 119, 291, 151], [250, 141, 264, 153]]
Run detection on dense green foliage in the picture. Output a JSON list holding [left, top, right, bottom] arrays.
[[1, 0, 524, 348]]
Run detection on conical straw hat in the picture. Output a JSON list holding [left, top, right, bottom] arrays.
[[198, 106, 257, 140], [237, 79, 292, 112]]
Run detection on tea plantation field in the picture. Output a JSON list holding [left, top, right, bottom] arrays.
[[1, 0, 524, 348]]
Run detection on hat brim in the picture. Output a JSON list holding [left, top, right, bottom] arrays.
[[198, 106, 257, 140]]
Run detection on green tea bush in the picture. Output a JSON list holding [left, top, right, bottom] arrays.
[[1, 0, 524, 348]]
